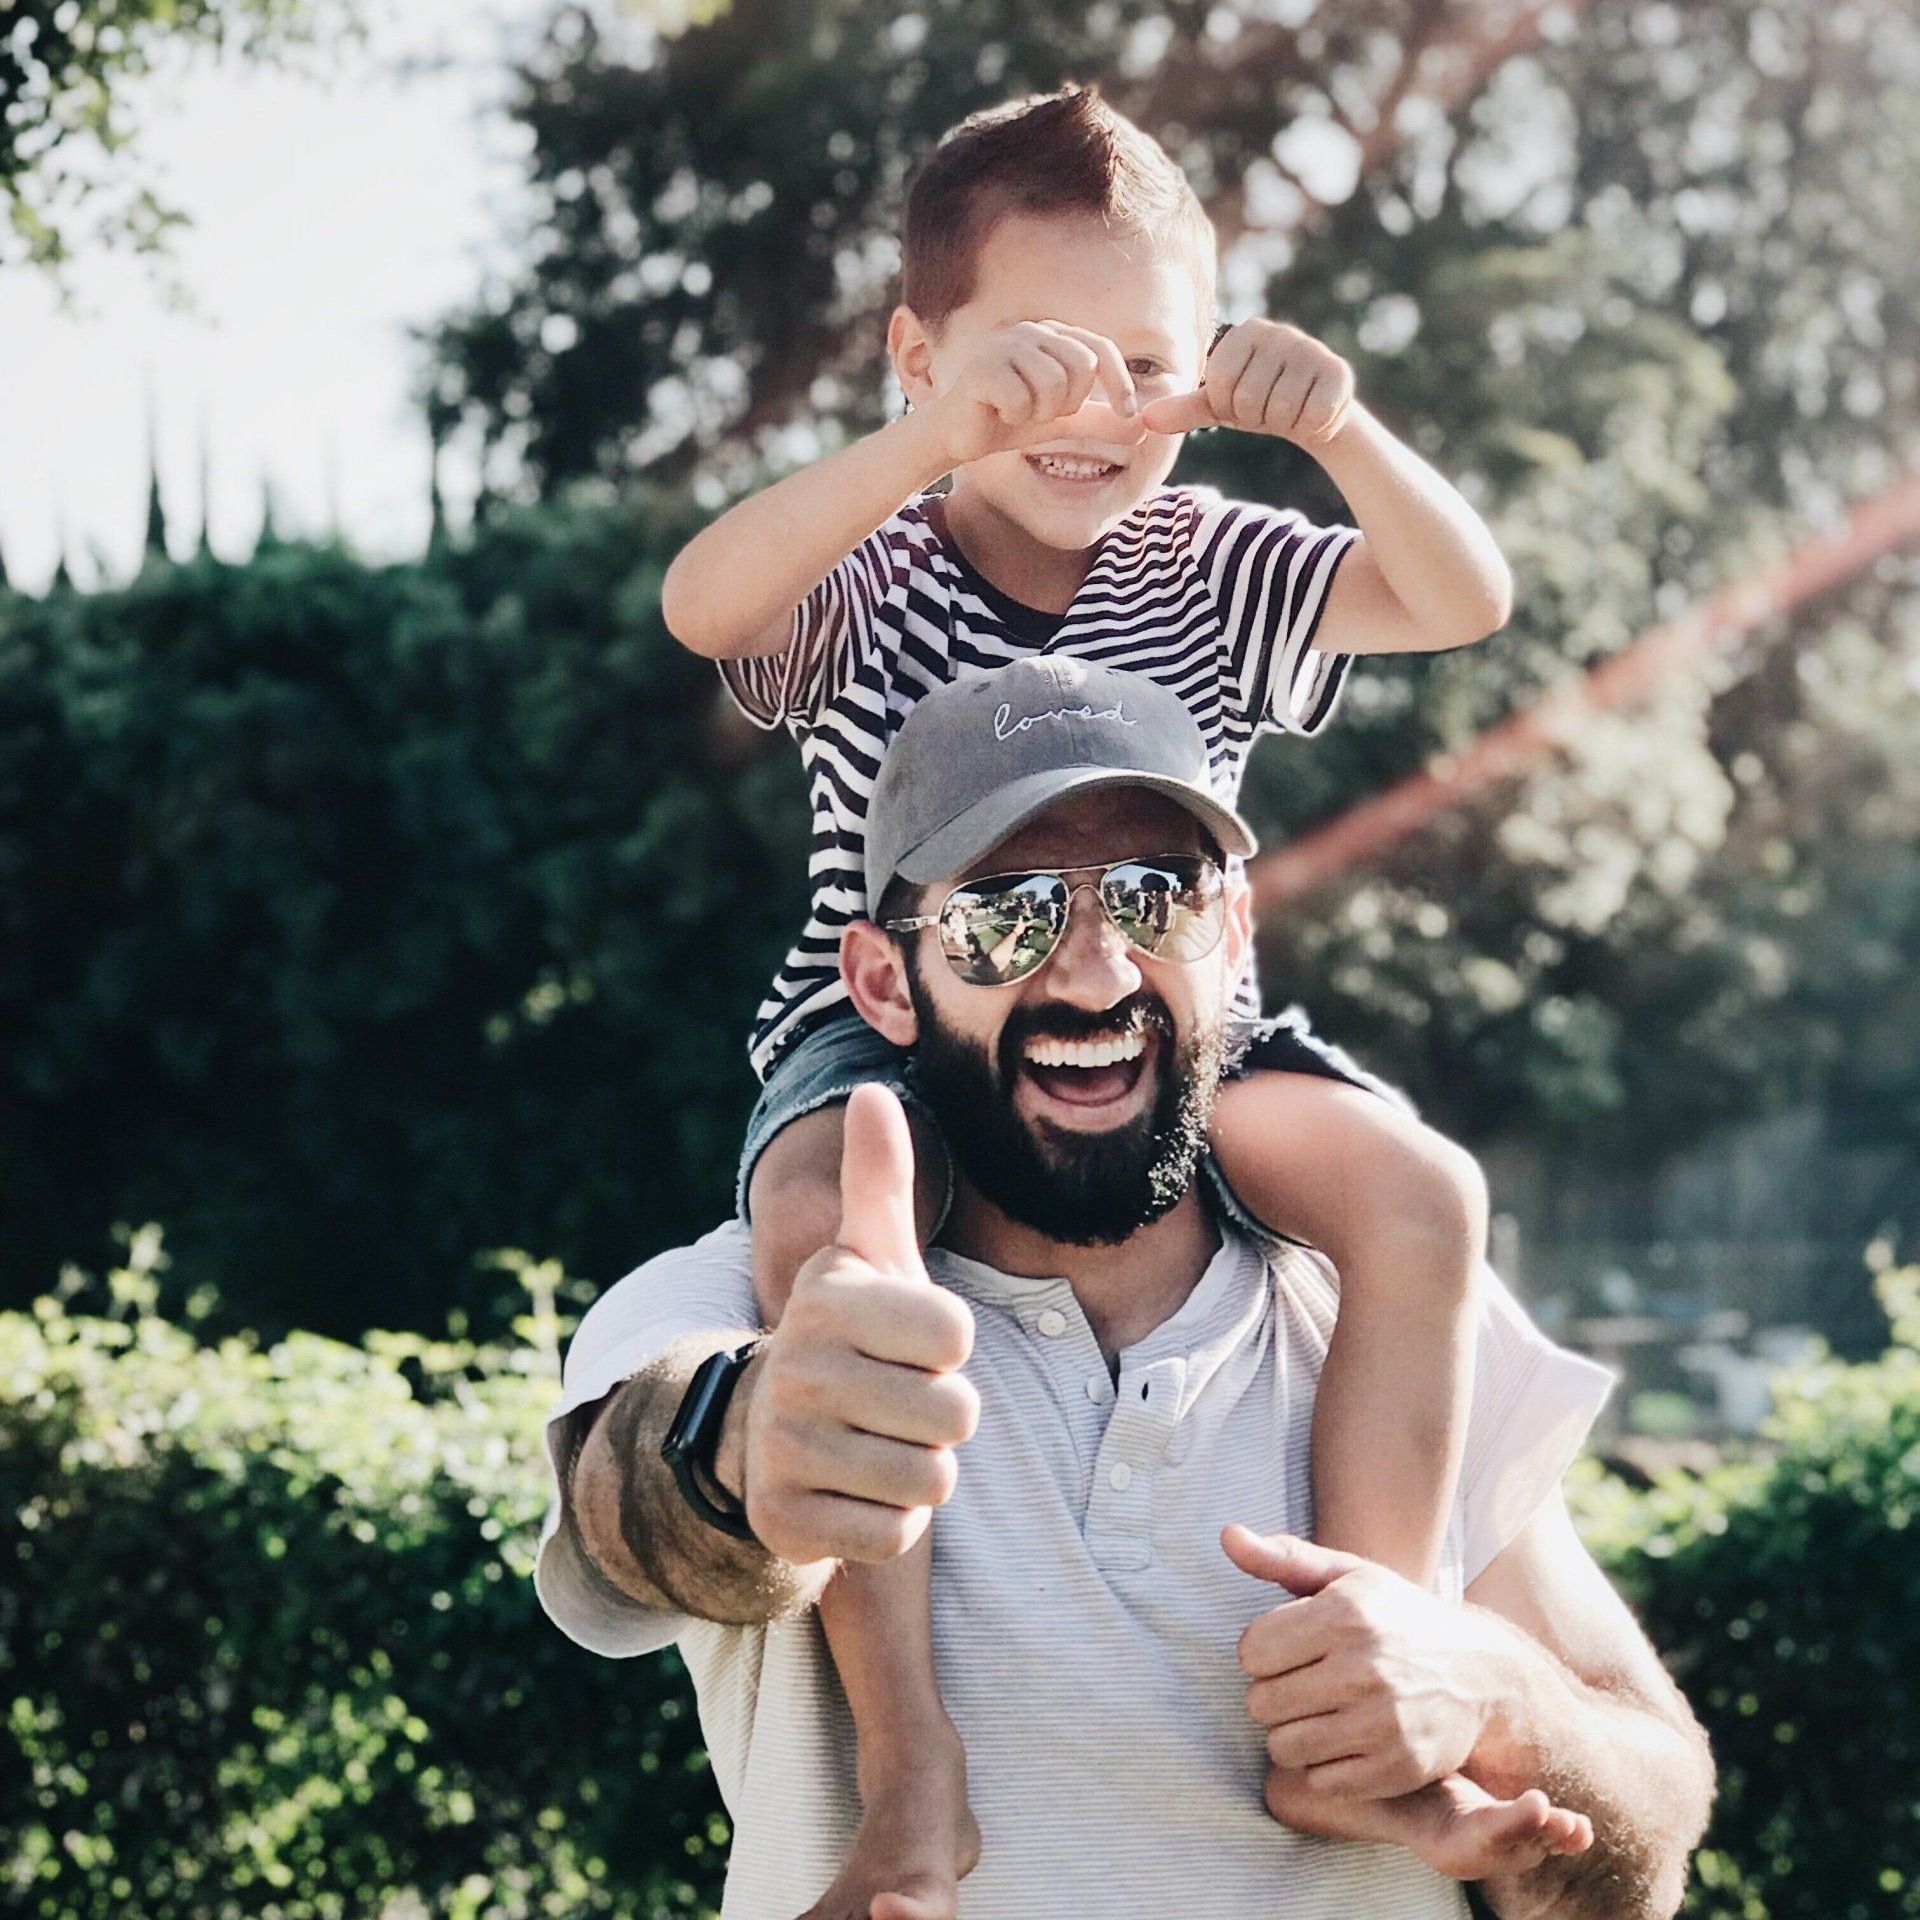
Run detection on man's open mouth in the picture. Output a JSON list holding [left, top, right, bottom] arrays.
[[1026, 451, 1124, 486], [1018, 1027, 1151, 1110]]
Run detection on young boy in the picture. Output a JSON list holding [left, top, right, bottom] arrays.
[[664, 85, 1581, 1920]]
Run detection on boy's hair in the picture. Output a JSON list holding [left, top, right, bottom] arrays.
[[902, 84, 1216, 333]]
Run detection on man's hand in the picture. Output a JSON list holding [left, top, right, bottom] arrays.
[[735, 1085, 981, 1567], [1140, 320, 1355, 447], [1225, 1523, 1507, 1801], [927, 321, 1142, 467]]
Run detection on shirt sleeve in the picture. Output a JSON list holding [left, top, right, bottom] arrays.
[[1457, 1269, 1617, 1584], [533, 1219, 761, 1658], [716, 520, 898, 733], [1185, 486, 1360, 736]]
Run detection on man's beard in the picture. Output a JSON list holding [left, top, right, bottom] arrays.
[[905, 967, 1228, 1247]]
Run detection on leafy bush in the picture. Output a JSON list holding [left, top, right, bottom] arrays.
[[0, 502, 809, 1336], [0, 1245, 728, 1920], [1572, 1268, 1920, 1919], [7, 1254, 1919, 1917]]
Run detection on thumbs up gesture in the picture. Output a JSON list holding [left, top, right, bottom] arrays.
[[743, 1087, 980, 1566]]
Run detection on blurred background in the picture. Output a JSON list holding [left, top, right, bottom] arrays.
[[2, 1, 1916, 1915]]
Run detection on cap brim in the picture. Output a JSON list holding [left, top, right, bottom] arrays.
[[893, 768, 1257, 890]]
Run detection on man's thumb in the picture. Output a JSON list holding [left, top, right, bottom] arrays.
[[837, 1083, 922, 1274], [1221, 1522, 1364, 1597]]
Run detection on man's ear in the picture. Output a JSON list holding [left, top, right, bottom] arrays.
[[887, 304, 938, 410], [841, 919, 920, 1048]]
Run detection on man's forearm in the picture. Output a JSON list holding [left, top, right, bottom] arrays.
[[565, 1335, 832, 1628], [1464, 1606, 1713, 1920]]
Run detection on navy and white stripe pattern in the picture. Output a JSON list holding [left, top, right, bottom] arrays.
[[722, 485, 1360, 1081]]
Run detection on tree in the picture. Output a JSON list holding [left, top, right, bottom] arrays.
[[1, 0, 363, 274], [0, 501, 808, 1335], [424, 0, 1920, 1171]]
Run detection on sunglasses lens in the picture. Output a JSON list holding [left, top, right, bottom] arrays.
[[938, 874, 1068, 985], [1101, 860, 1225, 962]]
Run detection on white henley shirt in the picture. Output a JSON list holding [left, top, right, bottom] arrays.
[[536, 1218, 1614, 1919]]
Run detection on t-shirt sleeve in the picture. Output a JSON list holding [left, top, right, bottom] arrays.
[[533, 1219, 760, 1658], [1185, 486, 1360, 736], [1457, 1269, 1617, 1584], [716, 521, 898, 733]]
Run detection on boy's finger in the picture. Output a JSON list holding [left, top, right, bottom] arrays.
[[1037, 336, 1100, 420], [1045, 323, 1138, 416], [837, 1084, 923, 1277], [1204, 327, 1260, 425], [1010, 342, 1070, 418], [1138, 389, 1218, 435]]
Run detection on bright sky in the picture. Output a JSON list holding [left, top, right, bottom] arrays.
[[0, 0, 566, 594]]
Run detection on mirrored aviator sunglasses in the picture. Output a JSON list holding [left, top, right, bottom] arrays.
[[886, 857, 1227, 987]]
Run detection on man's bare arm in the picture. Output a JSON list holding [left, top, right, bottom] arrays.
[[563, 1333, 831, 1628], [1463, 1490, 1716, 1920]]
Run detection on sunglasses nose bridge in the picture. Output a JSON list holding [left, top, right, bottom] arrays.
[[1046, 876, 1145, 982]]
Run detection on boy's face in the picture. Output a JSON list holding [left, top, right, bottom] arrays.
[[895, 210, 1211, 554]]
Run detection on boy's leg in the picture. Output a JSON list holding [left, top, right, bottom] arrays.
[[747, 1098, 948, 1324], [747, 1098, 974, 1920], [1210, 1059, 1484, 1590], [1212, 1060, 1587, 1862]]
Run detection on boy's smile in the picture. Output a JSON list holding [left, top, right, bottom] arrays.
[[893, 209, 1211, 611]]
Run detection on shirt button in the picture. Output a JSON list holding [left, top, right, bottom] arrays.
[[1036, 1308, 1068, 1338], [1109, 1462, 1133, 1492], [1085, 1375, 1106, 1403]]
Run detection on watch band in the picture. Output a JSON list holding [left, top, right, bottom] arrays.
[[660, 1340, 762, 1542]]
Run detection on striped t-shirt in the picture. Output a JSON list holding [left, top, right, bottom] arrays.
[[721, 484, 1360, 1080]]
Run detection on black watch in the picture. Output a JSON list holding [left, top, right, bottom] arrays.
[[660, 1341, 762, 1541]]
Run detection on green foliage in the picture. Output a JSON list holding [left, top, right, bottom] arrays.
[[8, 1254, 1920, 1916], [0, 501, 808, 1335], [0, 1248, 726, 1920], [1, 0, 363, 273], [1571, 1267, 1920, 1919], [424, 0, 1920, 1170]]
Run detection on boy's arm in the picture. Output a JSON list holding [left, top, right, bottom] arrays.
[[660, 408, 953, 660], [661, 320, 1139, 660], [1146, 322, 1511, 656], [1310, 401, 1513, 657]]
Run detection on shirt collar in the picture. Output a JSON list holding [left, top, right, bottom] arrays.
[[928, 1223, 1273, 1404]]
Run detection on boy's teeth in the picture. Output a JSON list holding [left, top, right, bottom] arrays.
[[1023, 1032, 1146, 1069], [1034, 454, 1118, 479]]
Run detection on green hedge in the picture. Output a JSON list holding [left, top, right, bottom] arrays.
[[5, 1255, 1918, 1917], [0, 1244, 726, 1920], [1570, 1268, 1920, 1919], [0, 504, 808, 1339]]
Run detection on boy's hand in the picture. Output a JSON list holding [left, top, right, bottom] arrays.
[[1140, 319, 1355, 448], [740, 1086, 979, 1566], [927, 320, 1142, 468]]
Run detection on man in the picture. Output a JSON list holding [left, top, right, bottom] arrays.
[[536, 660, 1714, 1919]]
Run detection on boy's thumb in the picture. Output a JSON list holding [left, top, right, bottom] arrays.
[[837, 1084, 923, 1275], [1221, 1523, 1364, 1597]]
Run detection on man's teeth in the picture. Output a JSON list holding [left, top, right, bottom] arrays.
[[1033, 453, 1120, 480], [1023, 1032, 1147, 1069]]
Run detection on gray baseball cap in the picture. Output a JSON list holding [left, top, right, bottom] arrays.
[[864, 658, 1258, 911]]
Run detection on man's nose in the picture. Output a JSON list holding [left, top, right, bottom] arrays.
[[1042, 886, 1141, 1010]]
